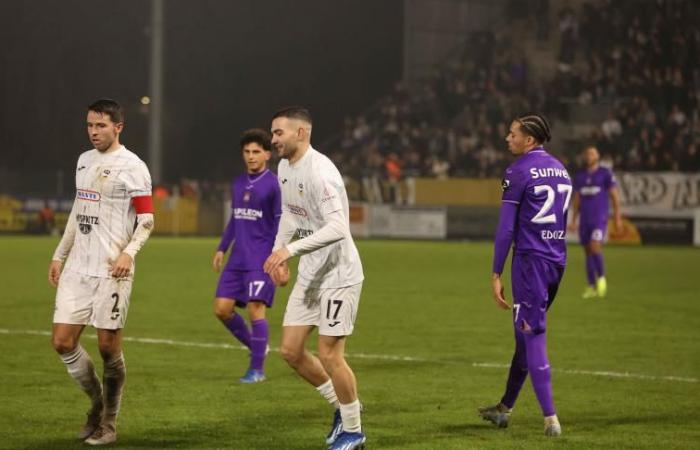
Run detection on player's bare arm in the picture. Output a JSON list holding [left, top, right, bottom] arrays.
[[609, 186, 622, 230], [569, 191, 580, 231]]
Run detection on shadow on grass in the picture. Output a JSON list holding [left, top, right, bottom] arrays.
[[19, 413, 328, 450]]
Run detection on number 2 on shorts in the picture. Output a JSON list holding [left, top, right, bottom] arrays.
[[110, 293, 120, 320]]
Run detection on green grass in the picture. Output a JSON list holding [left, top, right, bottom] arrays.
[[1, 236, 699, 449]]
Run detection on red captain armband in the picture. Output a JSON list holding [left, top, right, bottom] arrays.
[[132, 195, 154, 214]]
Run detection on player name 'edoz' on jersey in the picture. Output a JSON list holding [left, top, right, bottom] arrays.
[[64, 146, 152, 278], [501, 147, 572, 265]]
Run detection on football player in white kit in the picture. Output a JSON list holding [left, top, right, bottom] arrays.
[[264, 107, 366, 450], [47, 99, 154, 446]]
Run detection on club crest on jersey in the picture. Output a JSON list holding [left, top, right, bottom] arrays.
[[102, 169, 111, 177], [77, 189, 101, 202], [298, 183, 304, 195], [243, 191, 251, 203], [501, 179, 511, 192], [76, 214, 99, 235]]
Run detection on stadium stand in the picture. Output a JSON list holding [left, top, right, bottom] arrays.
[[326, 0, 700, 202]]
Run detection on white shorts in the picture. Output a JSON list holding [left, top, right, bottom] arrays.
[[53, 271, 132, 330], [283, 282, 362, 336]]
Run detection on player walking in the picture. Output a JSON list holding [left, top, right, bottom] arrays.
[[570, 146, 622, 298], [264, 107, 366, 449], [479, 113, 570, 437], [212, 129, 281, 383], [48, 99, 154, 445]]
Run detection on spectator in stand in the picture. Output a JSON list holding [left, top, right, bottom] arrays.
[[384, 153, 403, 204], [38, 200, 56, 235]]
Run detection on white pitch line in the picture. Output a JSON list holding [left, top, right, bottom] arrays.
[[470, 362, 698, 384], [0, 328, 427, 362], [2, 328, 696, 383]]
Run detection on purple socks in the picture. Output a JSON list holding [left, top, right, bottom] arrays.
[[525, 332, 555, 417], [501, 330, 556, 417], [585, 254, 596, 285], [250, 319, 269, 371], [501, 330, 528, 409], [223, 314, 251, 349], [591, 253, 605, 278], [586, 252, 606, 285], [222, 315, 269, 372]]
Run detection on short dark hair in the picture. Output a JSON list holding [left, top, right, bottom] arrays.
[[88, 98, 124, 124], [271, 106, 313, 125], [240, 128, 272, 151], [515, 112, 551, 143]]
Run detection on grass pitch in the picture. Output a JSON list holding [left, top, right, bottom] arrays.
[[0, 236, 699, 449]]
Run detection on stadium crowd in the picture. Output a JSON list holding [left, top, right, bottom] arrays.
[[552, 0, 700, 172], [326, 0, 700, 202]]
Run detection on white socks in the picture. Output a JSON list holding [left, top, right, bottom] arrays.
[[316, 380, 362, 433], [339, 399, 362, 433], [60, 345, 102, 406], [102, 352, 126, 426], [315, 379, 340, 409]]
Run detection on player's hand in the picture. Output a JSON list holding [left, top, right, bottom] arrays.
[[568, 218, 577, 232], [109, 253, 133, 278], [212, 251, 225, 272], [264, 247, 291, 274], [48, 260, 63, 287], [491, 273, 511, 310], [270, 261, 290, 287]]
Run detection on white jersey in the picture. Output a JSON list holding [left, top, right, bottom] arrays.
[[63, 146, 152, 278], [278, 146, 363, 288]]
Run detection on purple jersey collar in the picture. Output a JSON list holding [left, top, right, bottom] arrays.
[[247, 169, 270, 185]]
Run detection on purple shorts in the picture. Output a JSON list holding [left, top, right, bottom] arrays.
[[579, 221, 607, 245], [511, 254, 565, 335], [215, 269, 275, 308]]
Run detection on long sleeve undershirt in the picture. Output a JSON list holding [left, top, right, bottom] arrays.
[[122, 213, 154, 259], [492, 202, 518, 275], [52, 202, 78, 262], [218, 214, 236, 252], [285, 210, 347, 257], [273, 210, 297, 251]]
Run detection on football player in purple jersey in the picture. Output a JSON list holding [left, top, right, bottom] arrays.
[[571, 146, 622, 298], [479, 113, 571, 437], [212, 129, 282, 383]]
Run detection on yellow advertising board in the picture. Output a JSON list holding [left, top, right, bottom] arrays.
[[414, 178, 502, 206]]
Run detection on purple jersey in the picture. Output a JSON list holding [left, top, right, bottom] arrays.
[[573, 166, 616, 224], [218, 169, 281, 271], [500, 147, 572, 267]]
